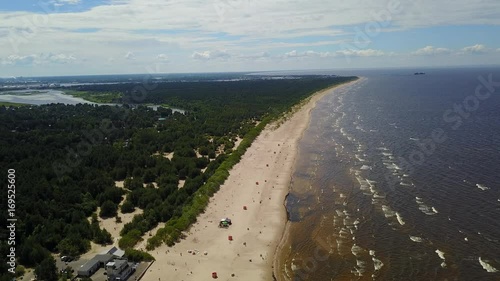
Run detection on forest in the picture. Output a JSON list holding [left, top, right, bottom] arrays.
[[0, 76, 356, 280]]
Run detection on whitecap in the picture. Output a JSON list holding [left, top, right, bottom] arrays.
[[396, 212, 405, 226], [435, 250, 445, 261], [373, 257, 384, 271], [415, 197, 438, 215], [476, 184, 490, 191], [382, 205, 396, 218], [360, 165, 371, 170], [351, 244, 363, 257], [479, 257, 499, 273], [410, 236, 423, 243]]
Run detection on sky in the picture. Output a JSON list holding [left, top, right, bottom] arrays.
[[0, 0, 499, 77]]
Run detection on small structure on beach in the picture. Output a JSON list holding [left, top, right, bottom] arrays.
[[219, 218, 232, 228]]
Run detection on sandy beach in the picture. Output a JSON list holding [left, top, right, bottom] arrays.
[[141, 80, 358, 281]]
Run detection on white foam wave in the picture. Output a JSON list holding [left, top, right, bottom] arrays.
[[435, 249, 445, 260], [479, 257, 499, 273], [415, 197, 439, 215], [396, 212, 405, 226], [384, 163, 401, 170], [436, 250, 446, 268], [410, 236, 423, 243], [351, 244, 363, 257], [360, 165, 371, 170], [382, 205, 396, 218], [476, 184, 490, 191]]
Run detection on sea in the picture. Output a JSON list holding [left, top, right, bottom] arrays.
[[279, 67, 500, 281]]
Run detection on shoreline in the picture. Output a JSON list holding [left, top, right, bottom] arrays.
[[272, 78, 361, 281], [141, 79, 360, 281]]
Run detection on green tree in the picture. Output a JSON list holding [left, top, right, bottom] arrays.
[[100, 200, 118, 218], [121, 200, 135, 213], [35, 256, 58, 281]]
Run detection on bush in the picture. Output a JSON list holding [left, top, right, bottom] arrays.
[[100, 200, 118, 218], [119, 229, 143, 249], [124, 249, 155, 262], [121, 200, 135, 213]]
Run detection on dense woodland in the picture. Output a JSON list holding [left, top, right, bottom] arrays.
[[0, 76, 356, 280]]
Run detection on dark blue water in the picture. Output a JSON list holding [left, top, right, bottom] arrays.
[[280, 68, 500, 281]]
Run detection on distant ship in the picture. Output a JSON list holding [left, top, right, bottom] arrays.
[[414, 72, 426, 75]]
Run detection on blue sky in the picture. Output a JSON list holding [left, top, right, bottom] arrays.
[[0, 0, 499, 76], [0, 0, 111, 13]]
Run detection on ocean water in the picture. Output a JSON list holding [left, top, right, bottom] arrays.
[[280, 68, 500, 281], [0, 90, 91, 105]]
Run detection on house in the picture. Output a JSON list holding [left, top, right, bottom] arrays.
[[100, 246, 125, 258], [105, 259, 134, 281], [77, 254, 113, 277]]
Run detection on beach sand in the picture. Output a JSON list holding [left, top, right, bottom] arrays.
[[141, 81, 358, 281]]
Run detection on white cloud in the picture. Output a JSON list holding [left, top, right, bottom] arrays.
[[124, 51, 135, 60], [237, 52, 270, 60], [1, 55, 36, 65], [52, 0, 81, 6], [156, 54, 169, 61], [412, 46, 451, 56], [460, 44, 487, 54], [283, 50, 334, 59], [1, 53, 76, 65], [0, 0, 499, 75], [48, 53, 77, 63], [192, 50, 231, 60], [336, 49, 385, 57]]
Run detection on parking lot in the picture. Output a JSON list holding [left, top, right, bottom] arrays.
[[55, 256, 87, 276]]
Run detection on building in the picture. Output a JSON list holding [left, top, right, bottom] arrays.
[[100, 246, 125, 258], [106, 259, 134, 281], [77, 254, 114, 277]]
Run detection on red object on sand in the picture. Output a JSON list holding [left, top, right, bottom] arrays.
[[212, 272, 218, 278], [243, 206, 247, 210], [228, 235, 233, 241], [256, 181, 259, 185]]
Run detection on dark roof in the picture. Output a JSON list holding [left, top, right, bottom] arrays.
[[114, 259, 127, 268], [78, 254, 114, 273], [78, 259, 100, 273], [95, 254, 114, 263]]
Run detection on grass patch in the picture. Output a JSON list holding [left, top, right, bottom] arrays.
[[0, 101, 30, 107], [62, 89, 122, 103]]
